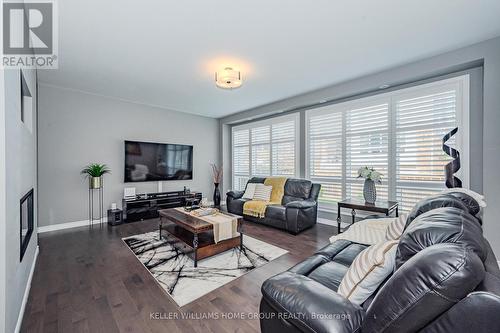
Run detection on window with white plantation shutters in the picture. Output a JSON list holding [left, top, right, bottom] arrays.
[[232, 114, 299, 190], [306, 75, 469, 212]]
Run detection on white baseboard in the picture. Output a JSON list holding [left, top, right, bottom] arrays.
[[15, 246, 39, 333], [38, 218, 107, 233]]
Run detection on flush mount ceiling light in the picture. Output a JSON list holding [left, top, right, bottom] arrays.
[[215, 67, 242, 89]]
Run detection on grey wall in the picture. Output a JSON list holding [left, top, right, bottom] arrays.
[[1, 68, 38, 333], [38, 85, 219, 227], [0, 65, 5, 333], [220, 36, 500, 256]]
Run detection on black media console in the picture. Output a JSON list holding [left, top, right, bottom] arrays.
[[122, 190, 202, 223]]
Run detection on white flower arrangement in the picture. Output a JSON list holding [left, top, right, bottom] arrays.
[[357, 166, 382, 183]]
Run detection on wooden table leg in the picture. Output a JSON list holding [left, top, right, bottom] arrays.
[[239, 221, 244, 250], [337, 205, 342, 233], [159, 218, 162, 239], [396, 206, 399, 217], [193, 234, 199, 268]]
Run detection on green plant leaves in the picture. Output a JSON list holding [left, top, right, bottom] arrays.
[[81, 163, 111, 178]]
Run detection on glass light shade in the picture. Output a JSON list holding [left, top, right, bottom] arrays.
[[215, 67, 242, 89]]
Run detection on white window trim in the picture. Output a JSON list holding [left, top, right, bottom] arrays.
[[231, 113, 300, 189], [306, 75, 470, 212]]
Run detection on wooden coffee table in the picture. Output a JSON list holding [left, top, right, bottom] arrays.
[[158, 208, 244, 267]]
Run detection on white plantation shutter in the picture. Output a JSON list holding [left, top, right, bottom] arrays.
[[232, 128, 250, 190], [232, 114, 298, 190], [345, 103, 389, 202], [272, 121, 296, 176], [306, 75, 468, 212], [308, 111, 343, 205], [395, 89, 458, 210], [251, 125, 271, 176]]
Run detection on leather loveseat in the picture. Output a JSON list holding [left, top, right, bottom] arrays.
[[259, 193, 500, 333], [226, 177, 321, 234]]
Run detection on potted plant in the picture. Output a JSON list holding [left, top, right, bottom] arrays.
[[357, 166, 382, 204], [211, 163, 223, 207], [81, 163, 111, 189]]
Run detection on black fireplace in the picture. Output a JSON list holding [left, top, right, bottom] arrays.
[[20, 189, 34, 262]]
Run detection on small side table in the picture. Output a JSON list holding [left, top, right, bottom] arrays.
[[337, 199, 398, 233]]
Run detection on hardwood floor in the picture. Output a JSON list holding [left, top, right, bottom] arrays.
[[21, 219, 337, 333]]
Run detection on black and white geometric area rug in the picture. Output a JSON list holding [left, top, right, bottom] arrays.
[[123, 231, 288, 307]]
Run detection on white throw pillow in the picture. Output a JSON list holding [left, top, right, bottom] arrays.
[[329, 218, 391, 245], [242, 183, 257, 199], [384, 214, 407, 240], [252, 184, 272, 202], [338, 240, 398, 305]]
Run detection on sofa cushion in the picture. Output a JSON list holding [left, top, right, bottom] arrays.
[[396, 207, 486, 269], [445, 191, 482, 217], [308, 261, 349, 291], [289, 240, 353, 276], [405, 194, 469, 228], [362, 243, 485, 333], [282, 178, 312, 204], [247, 177, 266, 186], [288, 240, 367, 293], [261, 272, 366, 333], [306, 243, 367, 291], [265, 205, 286, 221], [440, 188, 486, 210], [331, 243, 368, 267]]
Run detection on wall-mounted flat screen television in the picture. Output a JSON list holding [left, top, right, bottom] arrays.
[[124, 140, 193, 182]]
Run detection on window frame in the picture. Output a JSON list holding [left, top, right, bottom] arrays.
[[231, 113, 300, 190], [305, 75, 470, 212]]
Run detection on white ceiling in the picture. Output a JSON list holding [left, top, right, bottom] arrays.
[[39, 0, 500, 118]]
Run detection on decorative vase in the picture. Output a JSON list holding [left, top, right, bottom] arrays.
[[213, 183, 221, 207], [363, 179, 377, 203], [89, 176, 102, 189]]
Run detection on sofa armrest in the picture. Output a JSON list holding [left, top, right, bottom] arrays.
[[285, 200, 318, 234], [261, 271, 365, 333], [286, 200, 317, 209], [226, 190, 244, 199]]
